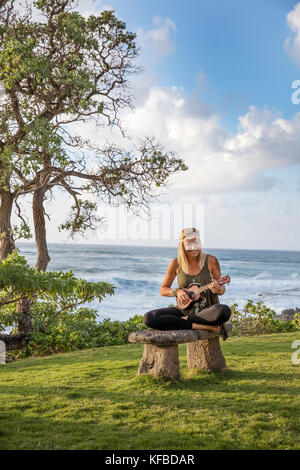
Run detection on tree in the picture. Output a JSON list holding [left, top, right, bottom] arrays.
[[0, 0, 187, 263], [0, 0, 187, 344]]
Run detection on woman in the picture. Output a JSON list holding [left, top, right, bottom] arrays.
[[143, 227, 231, 338]]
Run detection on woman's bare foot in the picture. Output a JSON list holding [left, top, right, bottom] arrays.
[[191, 324, 220, 333], [181, 316, 220, 333]]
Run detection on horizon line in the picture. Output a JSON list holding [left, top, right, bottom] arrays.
[[15, 241, 300, 253]]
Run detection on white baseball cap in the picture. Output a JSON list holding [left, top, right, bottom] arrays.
[[180, 227, 200, 240]]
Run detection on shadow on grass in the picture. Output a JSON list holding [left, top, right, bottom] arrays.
[[0, 365, 298, 417], [0, 411, 255, 450], [0, 383, 298, 451], [133, 368, 299, 392]]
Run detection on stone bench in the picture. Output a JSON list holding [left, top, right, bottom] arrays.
[[128, 325, 232, 380]]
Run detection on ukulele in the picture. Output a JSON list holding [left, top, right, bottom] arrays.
[[176, 275, 231, 311]]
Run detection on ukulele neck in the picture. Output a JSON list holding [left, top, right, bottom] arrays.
[[197, 283, 211, 294]]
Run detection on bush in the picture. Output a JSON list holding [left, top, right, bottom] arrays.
[[14, 301, 147, 358], [9, 298, 300, 359], [293, 312, 300, 328], [230, 300, 299, 336]]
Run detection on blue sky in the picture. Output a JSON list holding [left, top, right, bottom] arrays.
[[103, 0, 299, 130], [19, 0, 300, 250]]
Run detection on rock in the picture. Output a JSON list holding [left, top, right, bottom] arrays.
[[5, 354, 15, 363], [128, 328, 219, 346], [137, 343, 180, 380], [187, 337, 227, 372], [275, 308, 300, 322]]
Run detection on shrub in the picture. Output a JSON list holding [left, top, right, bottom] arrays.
[[293, 312, 300, 329], [13, 301, 147, 358], [9, 297, 300, 359], [230, 300, 299, 336]]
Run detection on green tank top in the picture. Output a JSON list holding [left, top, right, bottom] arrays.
[[168, 253, 220, 315]]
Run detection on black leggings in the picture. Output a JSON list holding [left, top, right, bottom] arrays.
[[143, 304, 231, 331]]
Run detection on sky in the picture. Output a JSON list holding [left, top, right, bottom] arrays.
[[14, 0, 300, 250]]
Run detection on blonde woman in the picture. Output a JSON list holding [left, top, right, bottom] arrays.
[[143, 227, 231, 339]]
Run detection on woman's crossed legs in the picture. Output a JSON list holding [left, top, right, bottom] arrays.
[[143, 304, 231, 332]]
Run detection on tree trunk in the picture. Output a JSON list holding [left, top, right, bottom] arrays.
[[0, 190, 15, 261], [14, 187, 51, 336], [16, 296, 33, 333], [0, 190, 31, 344], [32, 187, 50, 271], [0, 332, 28, 351], [12, 187, 50, 337]]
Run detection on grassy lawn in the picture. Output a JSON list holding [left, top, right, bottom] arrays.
[[0, 332, 299, 450]]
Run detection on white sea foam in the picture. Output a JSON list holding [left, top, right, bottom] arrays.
[[253, 271, 271, 279]]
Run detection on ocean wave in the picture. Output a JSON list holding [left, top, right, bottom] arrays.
[[112, 277, 159, 289], [257, 289, 300, 297], [253, 272, 271, 279], [282, 286, 300, 292]]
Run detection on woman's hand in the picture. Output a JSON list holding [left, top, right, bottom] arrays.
[[177, 289, 190, 306], [209, 279, 225, 295]]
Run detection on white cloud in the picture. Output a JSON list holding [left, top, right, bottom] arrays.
[[285, 2, 300, 67], [225, 105, 300, 170], [136, 17, 177, 62], [120, 88, 300, 197], [76, 1, 114, 18], [68, 83, 300, 201], [13, 0, 112, 21]]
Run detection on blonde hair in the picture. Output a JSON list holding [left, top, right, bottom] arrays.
[[177, 228, 206, 274]]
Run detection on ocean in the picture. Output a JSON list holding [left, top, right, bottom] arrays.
[[16, 243, 300, 321]]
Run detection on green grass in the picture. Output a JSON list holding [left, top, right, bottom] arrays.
[[0, 332, 299, 450]]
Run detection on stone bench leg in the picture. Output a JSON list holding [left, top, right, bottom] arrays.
[[187, 336, 227, 372], [138, 343, 180, 379]]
